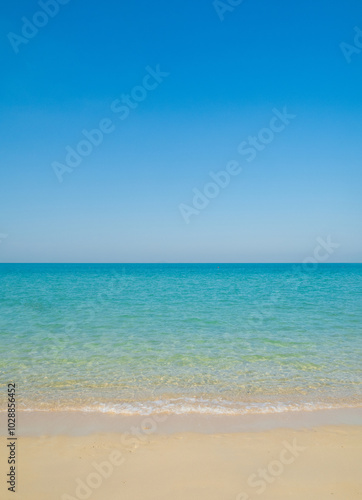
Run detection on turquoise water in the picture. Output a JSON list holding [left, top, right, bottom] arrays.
[[0, 264, 361, 415]]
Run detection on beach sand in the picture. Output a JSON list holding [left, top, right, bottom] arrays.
[[1, 423, 361, 500]]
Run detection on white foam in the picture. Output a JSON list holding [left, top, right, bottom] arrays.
[[15, 398, 358, 416]]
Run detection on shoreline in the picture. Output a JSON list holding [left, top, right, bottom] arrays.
[[8, 406, 362, 436], [2, 403, 361, 499]]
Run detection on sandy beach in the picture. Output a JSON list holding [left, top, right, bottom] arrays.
[[1, 417, 361, 500]]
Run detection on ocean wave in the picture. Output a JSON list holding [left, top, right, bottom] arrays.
[[11, 398, 362, 416]]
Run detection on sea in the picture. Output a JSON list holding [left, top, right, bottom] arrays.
[[0, 264, 361, 416]]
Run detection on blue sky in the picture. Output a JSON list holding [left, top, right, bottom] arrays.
[[1, 0, 361, 262]]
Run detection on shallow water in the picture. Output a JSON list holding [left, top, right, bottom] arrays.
[[0, 264, 361, 415]]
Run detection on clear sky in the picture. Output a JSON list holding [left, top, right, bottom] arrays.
[[1, 0, 361, 262]]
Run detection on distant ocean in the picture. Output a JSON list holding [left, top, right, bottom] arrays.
[[0, 264, 361, 415]]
